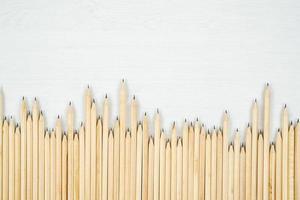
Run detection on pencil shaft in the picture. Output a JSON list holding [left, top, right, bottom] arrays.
[[216, 131, 223, 200], [263, 86, 270, 200], [15, 127, 21, 200], [9, 120, 15, 200], [90, 102, 97, 200], [188, 126, 194, 200], [205, 135, 211, 200], [96, 119, 102, 200], [182, 122, 188, 200], [257, 134, 264, 200], [148, 138, 154, 200], [108, 131, 114, 200], [136, 125, 143, 200], [50, 131, 56, 200], [113, 119, 120, 200], [199, 128, 206, 200], [275, 133, 282, 200], [74, 134, 80, 200], [3, 121, 8, 200], [62, 135, 68, 200], [165, 142, 171, 200], [177, 139, 183, 200], [296, 122, 300, 200], [32, 100, 39, 200], [20, 99, 27, 200], [142, 115, 149, 200], [102, 97, 109, 200], [269, 145, 276, 200], [38, 115, 45, 200], [26, 115, 33, 200], [211, 131, 217, 200], [130, 98, 137, 200], [159, 132, 166, 200]]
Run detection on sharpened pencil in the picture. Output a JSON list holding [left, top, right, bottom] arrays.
[[148, 137, 154, 200], [74, 132, 79, 200], [108, 129, 114, 200], [177, 138, 183, 200], [32, 99, 39, 200]]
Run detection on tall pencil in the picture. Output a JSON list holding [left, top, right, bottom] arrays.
[[56, 116, 62, 200], [154, 110, 160, 200], [9, 118, 15, 200], [288, 122, 294, 200], [15, 126, 21, 200], [269, 144, 276, 200], [165, 141, 171, 200], [223, 111, 229, 200], [216, 128, 223, 200], [84, 86, 92, 200], [199, 125, 206, 200], [79, 123, 85, 200], [96, 117, 102, 200], [282, 105, 289, 200], [2, 119, 8, 200], [148, 137, 154, 200], [38, 113, 45, 200], [50, 129, 56, 200], [177, 138, 183, 200], [263, 84, 270, 200], [108, 129, 114, 200], [125, 130, 131, 200], [205, 133, 211, 200], [74, 132, 79, 200], [45, 130, 50, 200], [130, 96, 137, 200], [234, 130, 240, 200], [102, 95, 109, 200], [245, 124, 251, 200], [0, 89, 3, 200], [113, 117, 120, 200], [136, 123, 143, 200], [159, 130, 166, 200], [194, 121, 200, 200], [90, 100, 97, 199], [251, 100, 258, 200], [240, 146, 246, 200], [228, 144, 234, 200], [142, 113, 149, 200], [188, 124, 194, 200], [211, 128, 217, 200], [119, 79, 127, 200], [182, 120, 188, 200], [275, 130, 282, 200], [20, 98, 27, 200], [62, 133, 68, 200], [32, 98, 39, 200], [257, 133, 264, 200], [67, 102, 74, 200], [296, 120, 300, 200], [26, 114, 33, 200]]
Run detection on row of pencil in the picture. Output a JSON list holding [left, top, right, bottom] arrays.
[[0, 81, 299, 200]]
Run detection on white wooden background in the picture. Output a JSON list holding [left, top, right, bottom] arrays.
[[0, 0, 299, 141]]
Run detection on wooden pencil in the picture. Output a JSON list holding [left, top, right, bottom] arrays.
[[125, 130, 131, 200], [142, 113, 149, 200], [228, 144, 234, 200], [222, 111, 229, 200], [84, 86, 92, 200], [251, 101, 258, 200], [199, 125, 206, 200], [79, 123, 85, 200], [148, 137, 154, 200], [20, 98, 27, 200], [288, 122, 294, 200], [205, 133, 211, 200], [182, 120, 188, 200], [90, 100, 97, 199], [282, 105, 289, 200], [108, 129, 114, 200], [56, 116, 62, 200], [15, 126, 21, 200], [275, 130, 282, 200], [159, 130, 166, 200], [45, 131, 50, 200], [38, 113, 45, 200], [296, 120, 300, 200], [216, 128, 223, 200], [177, 138, 183, 200], [96, 117, 102, 200], [165, 140, 171, 200], [8, 118, 14, 200], [102, 95, 109, 200], [0, 90, 3, 199], [234, 130, 240, 200], [32, 98, 39, 200], [50, 129, 56, 200], [74, 132, 80, 200], [26, 114, 33, 200], [130, 96, 137, 200], [193, 121, 200, 200], [113, 117, 120, 200], [2, 119, 8, 200], [269, 144, 276, 200], [211, 128, 217, 200], [245, 124, 251, 200], [154, 110, 160, 200], [119, 79, 127, 200], [136, 123, 143, 200], [62, 133, 68, 200], [263, 84, 270, 200], [67, 102, 74, 200], [257, 133, 264, 200], [240, 146, 246, 200], [188, 124, 194, 200]]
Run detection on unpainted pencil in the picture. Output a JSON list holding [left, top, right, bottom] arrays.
[[79, 123, 85, 200], [205, 134, 211, 200], [136, 123, 143, 200], [38, 113, 45, 200], [165, 141, 171, 200], [240, 146, 246, 200], [56, 116, 62, 200], [15, 126, 21, 200], [113, 117, 120, 200], [32, 99, 39, 200], [211, 128, 217, 200], [108, 129, 114, 200], [282, 106, 289, 200], [67, 103, 74, 200], [2, 119, 8, 200], [182, 120, 188, 200], [102, 96, 109, 200], [154, 110, 160, 200], [159, 130, 166, 200], [193, 121, 200, 200], [288, 123, 294, 200], [296, 121, 300, 200], [228, 144, 234, 200], [188, 124, 194, 200], [0, 90, 3, 199], [45, 131, 50, 200], [275, 131, 282, 200], [263, 84, 270, 200], [125, 130, 131, 200], [177, 138, 183, 200], [96, 118, 102, 200], [26, 114, 33, 200], [222, 111, 229, 200], [20, 98, 27, 200], [142, 114, 149, 200], [257, 133, 264, 200], [130, 96, 137, 200], [199, 125, 206, 200], [62, 133, 68, 200], [251, 101, 258, 200], [90, 100, 97, 199], [74, 133, 79, 200], [234, 130, 240, 200], [245, 125, 251, 200], [269, 144, 276, 200], [216, 129, 223, 200], [50, 129, 56, 200], [148, 137, 154, 200]]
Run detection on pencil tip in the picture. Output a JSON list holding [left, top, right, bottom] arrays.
[[69, 101, 72, 106], [122, 78, 125, 83], [144, 112, 147, 116], [284, 104, 287, 108], [105, 94, 108, 99], [156, 109, 159, 114], [254, 98, 257, 103], [184, 118, 187, 123], [34, 97, 37, 101], [225, 110, 228, 114], [80, 122, 83, 126], [57, 115, 60, 119], [247, 123, 250, 127], [196, 117, 199, 122], [266, 82, 269, 86], [116, 116, 119, 120], [133, 95, 135, 100], [87, 84, 90, 89]]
